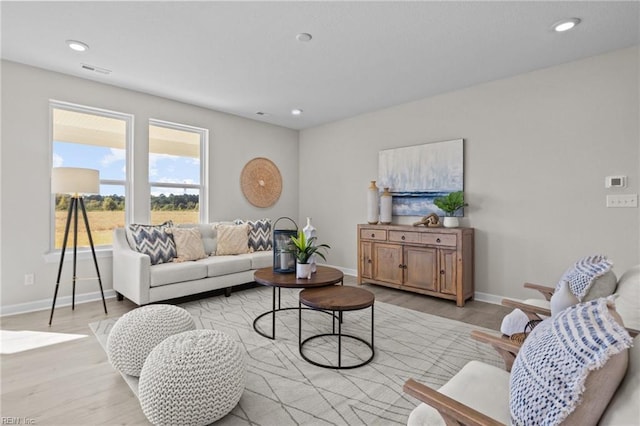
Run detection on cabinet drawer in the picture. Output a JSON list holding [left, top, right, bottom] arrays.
[[360, 228, 387, 241], [422, 233, 457, 247], [389, 231, 421, 244]]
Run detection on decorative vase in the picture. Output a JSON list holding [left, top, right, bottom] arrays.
[[303, 217, 317, 273], [296, 262, 312, 279], [367, 181, 380, 224], [380, 187, 392, 224], [443, 216, 459, 228]]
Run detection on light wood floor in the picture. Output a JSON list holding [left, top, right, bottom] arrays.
[[0, 277, 510, 425]]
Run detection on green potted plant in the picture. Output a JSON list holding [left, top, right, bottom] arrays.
[[288, 231, 330, 279], [433, 191, 467, 228]]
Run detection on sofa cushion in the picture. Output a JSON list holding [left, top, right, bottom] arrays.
[[407, 361, 511, 426], [614, 264, 640, 331], [509, 298, 632, 426], [128, 221, 176, 265], [201, 255, 252, 278], [168, 227, 207, 262], [248, 251, 273, 269], [234, 218, 272, 252], [150, 261, 208, 287], [598, 334, 640, 426], [216, 224, 250, 255]]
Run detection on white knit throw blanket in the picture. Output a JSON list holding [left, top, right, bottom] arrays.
[[509, 297, 632, 426], [556, 255, 613, 301]]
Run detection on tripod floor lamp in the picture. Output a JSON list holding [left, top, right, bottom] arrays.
[[49, 167, 107, 325]]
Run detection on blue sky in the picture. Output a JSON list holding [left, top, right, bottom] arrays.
[[53, 141, 200, 196]]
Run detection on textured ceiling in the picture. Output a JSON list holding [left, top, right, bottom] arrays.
[[2, 1, 639, 130]]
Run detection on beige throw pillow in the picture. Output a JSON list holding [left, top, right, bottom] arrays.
[[168, 227, 207, 262], [216, 224, 250, 255]]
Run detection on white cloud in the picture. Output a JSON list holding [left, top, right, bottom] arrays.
[[101, 148, 126, 167], [52, 153, 64, 167], [149, 153, 178, 178]]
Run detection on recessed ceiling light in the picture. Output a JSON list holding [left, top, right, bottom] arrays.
[[291, 109, 303, 116], [66, 40, 89, 52], [296, 33, 312, 42], [552, 18, 581, 32]]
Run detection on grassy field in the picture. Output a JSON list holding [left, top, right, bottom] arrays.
[[54, 210, 198, 248]]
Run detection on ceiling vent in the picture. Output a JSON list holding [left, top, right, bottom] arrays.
[[81, 63, 112, 75]]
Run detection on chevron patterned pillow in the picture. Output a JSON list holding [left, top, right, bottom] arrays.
[[234, 218, 272, 252], [128, 221, 177, 265]]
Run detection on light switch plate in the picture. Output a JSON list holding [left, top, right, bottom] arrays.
[[606, 194, 638, 208]]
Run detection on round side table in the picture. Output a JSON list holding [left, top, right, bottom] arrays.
[[253, 266, 343, 340], [298, 286, 375, 369]]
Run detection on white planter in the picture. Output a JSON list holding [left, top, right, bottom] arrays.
[[296, 262, 312, 279], [443, 217, 459, 228]]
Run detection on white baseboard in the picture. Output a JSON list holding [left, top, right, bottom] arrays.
[[327, 264, 357, 277], [473, 291, 505, 305], [0, 268, 506, 316], [330, 264, 506, 306], [0, 289, 116, 317]]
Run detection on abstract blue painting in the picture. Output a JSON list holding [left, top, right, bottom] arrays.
[[378, 139, 464, 216]]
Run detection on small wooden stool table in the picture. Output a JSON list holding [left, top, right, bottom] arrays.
[[298, 286, 375, 369]]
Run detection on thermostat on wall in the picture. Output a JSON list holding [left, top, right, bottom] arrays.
[[605, 176, 626, 188]]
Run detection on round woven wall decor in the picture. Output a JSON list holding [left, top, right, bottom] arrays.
[[240, 157, 282, 208]]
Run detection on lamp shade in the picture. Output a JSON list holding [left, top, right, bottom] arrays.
[[52, 167, 100, 195]]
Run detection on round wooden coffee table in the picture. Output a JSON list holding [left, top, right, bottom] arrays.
[[298, 286, 375, 369], [253, 266, 344, 340]]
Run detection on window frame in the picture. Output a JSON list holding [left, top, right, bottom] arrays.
[[49, 100, 134, 252], [148, 118, 209, 223]]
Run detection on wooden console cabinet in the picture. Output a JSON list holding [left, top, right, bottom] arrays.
[[357, 224, 474, 307]]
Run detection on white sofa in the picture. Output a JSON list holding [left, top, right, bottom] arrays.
[[112, 223, 272, 305]]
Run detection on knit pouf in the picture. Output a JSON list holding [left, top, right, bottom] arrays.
[[138, 329, 247, 426], [106, 304, 195, 377]]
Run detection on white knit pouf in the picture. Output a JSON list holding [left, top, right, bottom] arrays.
[[138, 329, 247, 426], [106, 304, 195, 377]]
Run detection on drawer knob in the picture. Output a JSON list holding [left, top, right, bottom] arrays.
[[401, 235, 406, 240], [367, 259, 372, 264], [398, 264, 403, 269], [440, 270, 445, 275], [371, 233, 375, 238], [436, 238, 441, 243]]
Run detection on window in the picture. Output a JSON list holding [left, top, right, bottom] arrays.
[[149, 120, 208, 225], [51, 101, 132, 249]]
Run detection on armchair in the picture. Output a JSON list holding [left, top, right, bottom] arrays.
[[502, 264, 640, 336], [475, 264, 639, 373], [404, 299, 637, 426]]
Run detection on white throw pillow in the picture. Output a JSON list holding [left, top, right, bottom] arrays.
[[549, 280, 579, 316]]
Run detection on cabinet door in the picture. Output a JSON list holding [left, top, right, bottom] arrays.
[[438, 248, 458, 296], [373, 243, 403, 285], [360, 241, 373, 279], [404, 246, 438, 292]]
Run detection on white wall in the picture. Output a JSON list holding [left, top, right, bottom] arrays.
[[1, 60, 299, 313], [300, 47, 640, 301], [2, 47, 638, 313]]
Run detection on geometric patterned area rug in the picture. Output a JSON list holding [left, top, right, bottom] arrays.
[[90, 286, 502, 425]]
